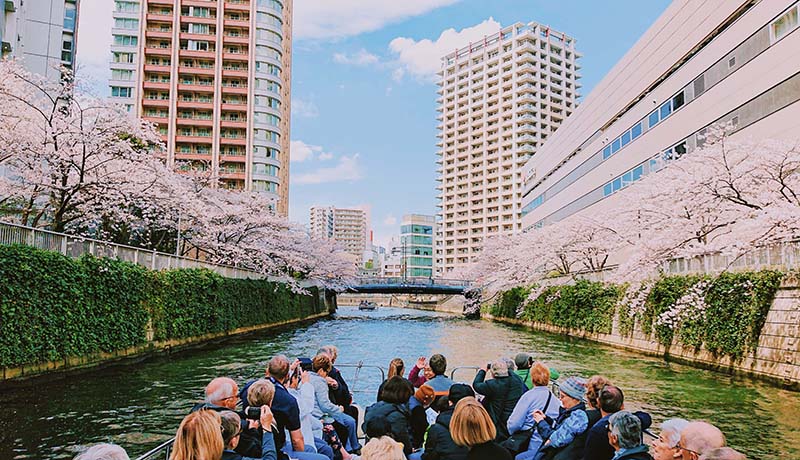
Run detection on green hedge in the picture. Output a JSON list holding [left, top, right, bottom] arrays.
[[0, 245, 323, 368], [490, 270, 783, 361]]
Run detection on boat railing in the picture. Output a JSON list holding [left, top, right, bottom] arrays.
[[135, 437, 174, 460]]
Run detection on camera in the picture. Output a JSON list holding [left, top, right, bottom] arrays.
[[244, 406, 262, 420]]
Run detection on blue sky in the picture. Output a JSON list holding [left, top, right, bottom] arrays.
[[76, 0, 672, 247]]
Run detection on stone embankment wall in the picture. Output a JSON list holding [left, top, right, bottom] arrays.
[[487, 283, 800, 389], [337, 293, 465, 314]]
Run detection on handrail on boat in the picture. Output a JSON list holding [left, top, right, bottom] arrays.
[[135, 437, 174, 460]]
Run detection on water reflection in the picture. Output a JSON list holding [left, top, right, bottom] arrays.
[[0, 306, 797, 459]]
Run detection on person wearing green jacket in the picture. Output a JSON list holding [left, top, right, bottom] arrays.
[[513, 353, 560, 389]]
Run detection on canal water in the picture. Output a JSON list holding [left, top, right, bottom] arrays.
[[0, 306, 798, 460]]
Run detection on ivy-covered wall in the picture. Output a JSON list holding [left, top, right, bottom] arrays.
[[488, 270, 783, 362], [0, 245, 325, 370]]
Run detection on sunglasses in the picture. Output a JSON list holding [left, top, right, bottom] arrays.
[[677, 442, 700, 457]]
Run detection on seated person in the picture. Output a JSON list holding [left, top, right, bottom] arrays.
[[221, 408, 279, 460]]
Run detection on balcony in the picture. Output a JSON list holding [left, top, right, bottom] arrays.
[[222, 85, 248, 95], [146, 13, 174, 23], [223, 34, 249, 45], [220, 172, 246, 181], [148, 0, 175, 4], [175, 134, 213, 144], [145, 29, 173, 39], [219, 136, 247, 146], [179, 49, 216, 59], [143, 81, 171, 93], [222, 51, 248, 61], [223, 18, 250, 28], [174, 152, 212, 161], [180, 32, 216, 42], [225, 1, 250, 12], [145, 47, 172, 57], [180, 15, 216, 25], [142, 98, 170, 108], [220, 119, 247, 128], [176, 99, 213, 110], [176, 117, 213, 127], [143, 115, 168, 124], [144, 64, 171, 73], [178, 65, 215, 76], [222, 67, 248, 78], [221, 102, 247, 111], [177, 82, 214, 93]]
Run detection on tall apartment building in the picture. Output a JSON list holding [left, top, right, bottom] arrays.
[[110, 0, 293, 215], [309, 206, 368, 263], [400, 214, 436, 277], [1, 0, 79, 80], [521, 1, 800, 234], [436, 22, 580, 274]]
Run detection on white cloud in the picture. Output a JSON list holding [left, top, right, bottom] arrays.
[[290, 140, 322, 163], [291, 98, 320, 118], [318, 152, 334, 161], [389, 17, 502, 81], [333, 49, 380, 66], [391, 68, 405, 82], [383, 215, 398, 226], [294, 154, 364, 185], [295, 0, 461, 40]]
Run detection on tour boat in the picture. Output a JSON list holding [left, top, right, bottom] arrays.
[[358, 300, 378, 311]]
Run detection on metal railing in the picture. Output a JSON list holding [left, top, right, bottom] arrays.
[[354, 277, 472, 288], [135, 438, 174, 460], [0, 221, 262, 279], [662, 240, 800, 275]]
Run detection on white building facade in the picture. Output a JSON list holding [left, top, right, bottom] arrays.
[[309, 206, 368, 264], [1, 0, 79, 81], [521, 1, 800, 233], [436, 21, 580, 274]]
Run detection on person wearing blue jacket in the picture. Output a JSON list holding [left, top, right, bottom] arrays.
[[582, 386, 652, 460], [531, 377, 590, 460], [506, 362, 561, 458]]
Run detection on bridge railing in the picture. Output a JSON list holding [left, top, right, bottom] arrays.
[[353, 276, 472, 287]]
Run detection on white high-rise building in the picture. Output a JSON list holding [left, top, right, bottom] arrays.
[[309, 206, 368, 263], [1, 0, 79, 81], [521, 1, 800, 232], [436, 21, 581, 274]]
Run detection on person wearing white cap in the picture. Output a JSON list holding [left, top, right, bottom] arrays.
[[528, 376, 590, 460]]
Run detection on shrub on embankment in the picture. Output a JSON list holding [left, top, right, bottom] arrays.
[[488, 270, 783, 361], [0, 245, 322, 369]]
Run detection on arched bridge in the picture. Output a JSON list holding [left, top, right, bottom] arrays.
[[347, 277, 473, 295]]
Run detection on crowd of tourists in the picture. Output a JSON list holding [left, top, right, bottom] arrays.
[[74, 348, 748, 460]]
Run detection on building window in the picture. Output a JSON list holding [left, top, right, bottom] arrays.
[[113, 52, 135, 63], [772, 6, 799, 41], [113, 35, 138, 47], [111, 86, 132, 98], [648, 110, 659, 129], [64, 3, 77, 31], [115, 1, 139, 13], [114, 18, 139, 30], [659, 101, 672, 120], [111, 69, 134, 80]]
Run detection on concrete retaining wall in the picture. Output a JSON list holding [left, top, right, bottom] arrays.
[[486, 282, 800, 389], [0, 311, 331, 385]]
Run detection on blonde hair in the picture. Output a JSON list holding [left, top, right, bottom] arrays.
[[387, 358, 405, 379], [586, 375, 612, 409], [247, 378, 276, 406], [361, 436, 406, 460], [450, 397, 496, 447], [319, 345, 339, 362], [170, 410, 223, 460], [530, 362, 550, 387]]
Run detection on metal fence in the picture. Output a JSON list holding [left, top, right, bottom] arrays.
[[354, 276, 472, 287], [135, 438, 174, 460], [0, 221, 261, 279], [662, 240, 800, 275]]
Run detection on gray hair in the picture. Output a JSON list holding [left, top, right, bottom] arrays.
[[609, 411, 642, 450], [490, 359, 509, 377], [503, 357, 516, 372], [205, 377, 236, 404], [660, 418, 689, 448], [74, 443, 129, 460]]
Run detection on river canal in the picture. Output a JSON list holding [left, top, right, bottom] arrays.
[[0, 306, 798, 460]]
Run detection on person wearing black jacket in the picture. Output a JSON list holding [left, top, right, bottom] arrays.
[[363, 376, 415, 455], [421, 384, 474, 460], [472, 359, 527, 441], [220, 408, 279, 460], [583, 386, 651, 460]]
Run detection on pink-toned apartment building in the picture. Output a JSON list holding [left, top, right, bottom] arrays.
[[110, 0, 292, 214]]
